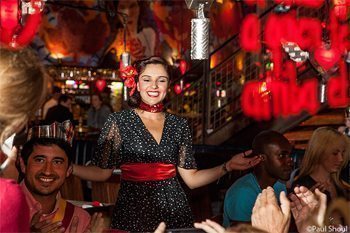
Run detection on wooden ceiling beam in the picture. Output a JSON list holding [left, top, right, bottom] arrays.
[[300, 114, 344, 126]]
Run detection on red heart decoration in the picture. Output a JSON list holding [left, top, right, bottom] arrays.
[[179, 60, 187, 75], [95, 79, 106, 92], [174, 84, 182, 95], [314, 47, 341, 71]]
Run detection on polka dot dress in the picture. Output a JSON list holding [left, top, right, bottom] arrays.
[[91, 109, 197, 232]]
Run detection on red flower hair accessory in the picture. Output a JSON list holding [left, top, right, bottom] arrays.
[[120, 65, 138, 96]]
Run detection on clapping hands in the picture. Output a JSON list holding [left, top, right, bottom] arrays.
[[289, 186, 327, 233], [252, 187, 291, 233]]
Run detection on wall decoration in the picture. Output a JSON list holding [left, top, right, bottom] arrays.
[[240, 0, 350, 120], [30, 0, 245, 68], [104, 0, 158, 65], [0, 0, 44, 49], [33, 0, 111, 66]]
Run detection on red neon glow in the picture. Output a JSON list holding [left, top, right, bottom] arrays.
[[239, 14, 260, 52], [0, 0, 18, 31], [314, 46, 341, 71], [293, 0, 324, 8], [0, 0, 43, 49], [293, 79, 320, 115], [179, 60, 187, 75], [245, 11, 325, 79], [270, 81, 290, 117], [336, 24, 350, 52], [281, 61, 297, 83], [274, 0, 293, 6], [264, 11, 322, 50], [241, 78, 321, 120], [265, 14, 283, 50], [95, 79, 106, 92], [333, 0, 348, 21], [327, 63, 349, 107], [245, 0, 325, 8], [329, 10, 350, 53], [244, 0, 266, 8], [241, 81, 271, 121], [241, 64, 349, 120], [174, 84, 182, 95], [297, 18, 322, 50], [239, 3, 349, 120]]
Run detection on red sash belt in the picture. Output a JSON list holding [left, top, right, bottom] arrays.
[[120, 163, 176, 182]]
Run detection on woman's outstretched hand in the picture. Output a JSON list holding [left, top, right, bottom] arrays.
[[226, 150, 262, 171]]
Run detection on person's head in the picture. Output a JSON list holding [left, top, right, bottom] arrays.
[[252, 130, 293, 181], [51, 86, 61, 100], [91, 93, 103, 110], [0, 48, 47, 145], [128, 56, 171, 108], [20, 121, 74, 197], [117, 0, 140, 30], [20, 139, 72, 197], [112, 0, 152, 32], [298, 127, 350, 181], [58, 94, 72, 109]]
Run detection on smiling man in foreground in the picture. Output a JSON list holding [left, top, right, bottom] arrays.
[[19, 121, 91, 232]]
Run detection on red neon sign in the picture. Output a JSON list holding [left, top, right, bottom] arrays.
[[240, 1, 350, 121], [0, 0, 43, 49]]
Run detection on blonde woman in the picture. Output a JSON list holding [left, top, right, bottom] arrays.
[[292, 127, 350, 202], [0, 48, 47, 232], [0, 48, 47, 178]]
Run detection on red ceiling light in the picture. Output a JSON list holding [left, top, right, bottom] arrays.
[[240, 14, 260, 52], [333, 0, 349, 21], [0, 0, 19, 31], [95, 79, 106, 92], [0, 0, 43, 49], [174, 84, 182, 95], [314, 46, 341, 71], [179, 59, 187, 75]]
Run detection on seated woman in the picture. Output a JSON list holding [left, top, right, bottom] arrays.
[[291, 127, 350, 202]]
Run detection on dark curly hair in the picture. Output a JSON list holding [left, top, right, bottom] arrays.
[[128, 56, 171, 108], [21, 138, 73, 165]]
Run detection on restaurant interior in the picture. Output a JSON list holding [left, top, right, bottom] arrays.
[[1, 0, 349, 228]]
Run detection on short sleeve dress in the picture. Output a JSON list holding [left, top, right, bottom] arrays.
[[91, 109, 197, 232]]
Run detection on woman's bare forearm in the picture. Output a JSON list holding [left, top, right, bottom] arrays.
[[178, 165, 225, 189], [72, 164, 113, 182]]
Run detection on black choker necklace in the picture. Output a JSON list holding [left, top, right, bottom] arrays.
[[139, 101, 164, 113]]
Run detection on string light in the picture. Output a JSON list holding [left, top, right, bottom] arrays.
[[47, 66, 121, 81]]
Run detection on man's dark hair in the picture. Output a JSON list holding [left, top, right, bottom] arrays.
[[21, 138, 73, 165], [58, 94, 72, 104], [52, 86, 61, 94], [92, 93, 103, 102], [252, 130, 289, 156], [128, 56, 171, 108]]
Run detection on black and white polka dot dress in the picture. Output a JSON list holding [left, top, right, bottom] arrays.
[[91, 109, 197, 232]]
